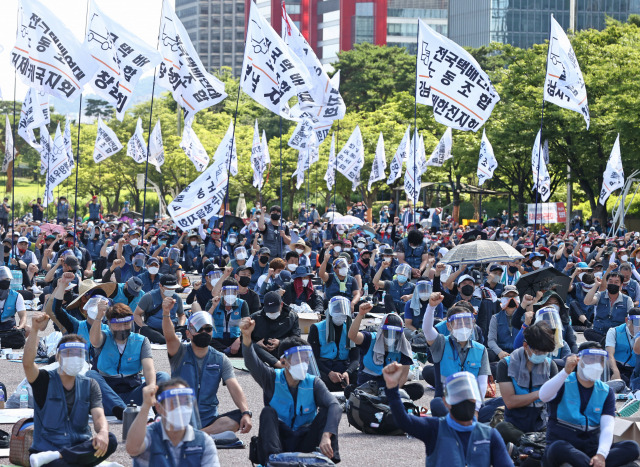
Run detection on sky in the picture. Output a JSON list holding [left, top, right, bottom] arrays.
[[0, 0, 173, 109]]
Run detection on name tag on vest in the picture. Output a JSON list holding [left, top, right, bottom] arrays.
[[206, 364, 220, 370], [184, 446, 203, 453]]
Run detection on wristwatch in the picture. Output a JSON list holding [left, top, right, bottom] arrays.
[[242, 410, 253, 418]]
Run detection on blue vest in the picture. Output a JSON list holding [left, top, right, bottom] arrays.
[[440, 336, 484, 380], [388, 279, 415, 306], [203, 240, 222, 259], [0, 290, 19, 326], [31, 370, 92, 452], [624, 280, 640, 302], [147, 289, 179, 330], [503, 355, 549, 432], [269, 369, 317, 431], [250, 259, 269, 289], [573, 285, 593, 316], [136, 421, 207, 467], [96, 331, 145, 376], [376, 258, 398, 281], [212, 299, 243, 339], [88, 203, 100, 219], [362, 332, 401, 376], [113, 283, 144, 312], [174, 345, 223, 427], [613, 323, 636, 368], [315, 320, 349, 361], [76, 320, 109, 349], [495, 311, 517, 353], [555, 373, 609, 432], [84, 239, 103, 260], [139, 270, 160, 293], [427, 418, 492, 467], [325, 273, 355, 301], [593, 292, 630, 334], [401, 238, 426, 269]]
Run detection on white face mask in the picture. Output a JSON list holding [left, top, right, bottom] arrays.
[[334, 246, 342, 253], [532, 260, 542, 268], [236, 253, 247, 260], [357, 243, 365, 249], [584, 247, 591, 254], [130, 238, 139, 246], [302, 279, 309, 286], [580, 363, 603, 382], [229, 238, 237, 245], [621, 255, 629, 262], [331, 314, 347, 326], [384, 256, 392, 262], [288, 362, 309, 381], [163, 289, 174, 297], [61, 356, 85, 376], [148, 266, 159, 275], [419, 293, 429, 301], [387, 228, 392, 233], [287, 263, 297, 271], [224, 295, 236, 305], [266, 311, 280, 320], [338, 267, 348, 277], [296, 248, 304, 255], [165, 406, 193, 430], [452, 327, 473, 342], [337, 229, 344, 235], [190, 241, 197, 247]]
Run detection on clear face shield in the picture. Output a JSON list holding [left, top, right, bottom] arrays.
[[283, 345, 320, 381], [578, 349, 609, 383], [157, 388, 197, 431], [333, 258, 349, 277], [444, 371, 483, 405], [395, 263, 411, 283], [415, 281, 433, 302], [168, 247, 180, 262], [58, 342, 88, 376], [381, 323, 403, 353], [132, 253, 146, 268], [83, 296, 111, 320], [448, 312, 476, 343], [207, 270, 223, 287], [222, 285, 238, 306], [629, 315, 640, 338], [109, 315, 134, 342], [328, 296, 351, 326], [0, 266, 11, 282], [234, 246, 247, 261], [535, 307, 564, 351]]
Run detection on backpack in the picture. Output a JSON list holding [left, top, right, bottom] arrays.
[[346, 381, 417, 436]]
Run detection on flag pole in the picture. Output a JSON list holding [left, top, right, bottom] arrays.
[[221, 81, 242, 260], [279, 116, 284, 254], [533, 14, 553, 245], [412, 22, 420, 222], [141, 1, 165, 239], [331, 123, 339, 219], [10, 53, 17, 251]]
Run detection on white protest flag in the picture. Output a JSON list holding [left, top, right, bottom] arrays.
[[427, 127, 453, 167], [262, 129, 271, 168], [531, 130, 551, 202], [18, 89, 47, 150], [324, 134, 336, 190], [543, 139, 549, 164], [44, 124, 72, 206], [86, 0, 162, 120], [127, 118, 147, 163], [292, 131, 319, 190], [335, 126, 365, 191], [405, 130, 427, 205], [39, 126, 52, 175], [599, 134, 624, 205], [149, 120, 165, 173], [3, 116, 14, 173], [241, 2, 312, 119], [63, 117, 74, 168], [251, 120, 267, 189], [544, 15, 590, 128], [12, 0, 98, 101], [93, 116, 123, 163], [387, 126, 410, 184], [168, 121, 237, 229], [158, 0, 227, 122], [180, 122, 210, 172], [477, 130, 497, 186], [288, 119, 314, 151], [416, 20, 499, 132], [368, 133, 386, 190]]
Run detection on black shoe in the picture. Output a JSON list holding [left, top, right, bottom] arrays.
[[112, 406, 125, 421]]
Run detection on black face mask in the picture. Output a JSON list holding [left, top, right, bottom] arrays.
[[460, 284, 474, 296], [113, 329, 131, 342], [238, 276, 251, 287], [0, 280, 11, 290], [608, 284, 620, 295], [259, 255, 269, 264], [360, 257, 370, 265], [566, 249, 573, 254], [63, 291, 75, 303], [191, 332, 212, 348], [3, 246, 9, 254], [449, 400, 476, 422], [508, 266, 518, 274], [270, 213, 281, 221], [53, 243, 61, 252], [507, 298, 517, 308]]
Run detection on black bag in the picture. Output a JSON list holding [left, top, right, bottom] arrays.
[[267, 452, 335, 466], [249, 436, 259, 465], [0, 328, 25, 349], [516, 431, 546, 463], [346, 381, 416, 435]]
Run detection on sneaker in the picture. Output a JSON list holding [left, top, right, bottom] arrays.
[[617, 399, 640, 417]]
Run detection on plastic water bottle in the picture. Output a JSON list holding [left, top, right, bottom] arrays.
[[363, 283, 369, 299], [10, 270, 22, 291], [406, 409, 414, 439], [19, 385, 28, 409], [175, 331, 182, 342]]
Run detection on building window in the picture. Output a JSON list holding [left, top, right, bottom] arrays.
[[287, 5, 301, 14], [177, 6, 197, 18]]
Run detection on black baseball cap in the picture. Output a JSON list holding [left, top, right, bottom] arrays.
[[263, 291, 282, 313], [160, 274, 180, 289], [236, 265, 254, 274]]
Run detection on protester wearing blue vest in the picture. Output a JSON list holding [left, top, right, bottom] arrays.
[[242, 320, 340, 466], [396, 229, 428, 278], [319, 254, 361, 311], [202, 228, 228, 266], [621, 263, 640, 306], [138, 257, 161, 293], [373, 261, 415, 314], [164, 311, 253, 435], [88, 302, 169, 419], [404, 280, 441, 333], [384, 365, 512, 466], [494, 322, 558, 447], [584, 270, 633, 345], [605, 308, 640, 385], [86, 196, 102, 222], [0, 266, 29, 344], [309, 297, 359, 392], [126, 379, 219, 467], [112, 277, 145, 311], [156, 248, 184, 287], [422, 294, 493, 421], [487, 285, 520, 362], [349, 303, 424, 401], [208, 281, 249, 356], [25, 315, 117, 467], [249, 247, 270, 289], [133, 275, 185, 345], [375, 246, 399, 281], [540, 343, 640, 467]]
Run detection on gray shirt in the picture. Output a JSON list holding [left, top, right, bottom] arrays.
[[137, 292, 185, 316], [169, 343, 236, 381], [428, 333, 491, 382]]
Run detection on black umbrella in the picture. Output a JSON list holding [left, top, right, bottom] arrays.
[[516, 267, 571, 302], [221, 215, 245, 233], [462, 229, 488, 241]]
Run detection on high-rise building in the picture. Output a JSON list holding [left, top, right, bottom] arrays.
[[449, 0, 640, 49], [386, 0, 448, 54]]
